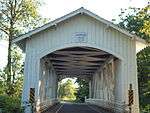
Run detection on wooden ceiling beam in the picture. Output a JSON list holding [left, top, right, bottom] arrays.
[[55, 69, 95, 72], [44, 47, 112, 76], [56, 72, 93, 76], [48, 56, 106, 61], [52, 61, 102, 66], [53, 51, 108, 55], [54, 66, 98, 69]]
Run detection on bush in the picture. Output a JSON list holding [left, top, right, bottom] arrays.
[[140, 105, 150, 113], [0, 95, 23, 113]]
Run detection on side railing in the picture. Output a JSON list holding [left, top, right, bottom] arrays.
[[22, 98, 59, 113], [85, 98, 129, 113], [36, 98, 59, 113]]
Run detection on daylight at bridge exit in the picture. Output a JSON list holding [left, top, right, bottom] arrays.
[[0, 0, 150, 113]]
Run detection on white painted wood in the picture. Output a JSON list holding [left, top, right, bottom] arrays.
[[19, 12, 140, 113], [12, 7, 147, 48]]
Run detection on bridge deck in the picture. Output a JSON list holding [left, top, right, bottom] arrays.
[[42, 103, 114, 113]]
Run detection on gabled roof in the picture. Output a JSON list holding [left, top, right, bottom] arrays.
[[12, 7, 147, 44]]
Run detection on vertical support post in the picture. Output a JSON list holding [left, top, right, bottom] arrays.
[[91, 77, 94, 98], [114, 59, 124, 102], [47, 68, 52, 99], [54, 73, 57, 99], [93, 75, 96, 98], [22, 55, 41, 113], [89, 80, 92, 98]]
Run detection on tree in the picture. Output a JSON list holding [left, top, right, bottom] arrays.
[[0, 0, 38, 95], [0, 0, 49, 96], [0, 46, 23, 97], [137, 46, 150, 111], [115, 2, 150, 112], [58, 79, 77, 101], [117, 4, 150, 41], [75, 78, 89, 103]]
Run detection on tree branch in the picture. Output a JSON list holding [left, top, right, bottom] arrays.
[[0, 27, 9, 35]]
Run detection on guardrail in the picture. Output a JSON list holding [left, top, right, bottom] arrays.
[[22, 98, 59, 113], [85, 98, 129, 113], [36, 98, 59, 113]]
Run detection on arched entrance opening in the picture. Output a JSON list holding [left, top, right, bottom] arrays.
[[38, 46, 120, 112]]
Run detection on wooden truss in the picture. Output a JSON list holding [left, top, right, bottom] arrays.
[[45, 47, 113, 78]]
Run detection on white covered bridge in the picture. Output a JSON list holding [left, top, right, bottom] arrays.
[[13, 8, 148, 113]]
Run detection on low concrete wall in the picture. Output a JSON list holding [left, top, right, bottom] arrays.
[[85, 98, 129, 113]]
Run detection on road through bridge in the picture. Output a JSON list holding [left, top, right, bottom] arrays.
[[13, 7, 148, 113], [42, 103, 114, 113]]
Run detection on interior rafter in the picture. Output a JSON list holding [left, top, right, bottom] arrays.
[[45, 47, 112, 77]]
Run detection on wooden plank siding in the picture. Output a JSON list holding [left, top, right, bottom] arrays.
[[23, 14, 139, 113]]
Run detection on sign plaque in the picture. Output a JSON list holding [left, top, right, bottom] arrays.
[[73, 32, 87, 43]]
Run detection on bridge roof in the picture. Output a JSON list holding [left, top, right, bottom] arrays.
[[12, 7, 147, 45]]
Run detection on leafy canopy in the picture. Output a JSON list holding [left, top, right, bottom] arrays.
[[75, 78, 89, 103], [58, 79, 77, 101]]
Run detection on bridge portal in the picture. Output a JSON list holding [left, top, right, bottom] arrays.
[[13, 7, 148, 113]]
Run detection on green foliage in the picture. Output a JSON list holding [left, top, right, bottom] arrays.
[[0, 0, 49, 112], [0, 0, 50, 96], [0, 95, 23, 113], [75, 78, 89, 103], [140, 105, 150, 113], [0, 0, 39, 36], [58, 79, 77, 101], [0, 0, 50, 37], [117, 4, 150, 42], [0, 46, 23, 97], [137, 47, 150, 107]]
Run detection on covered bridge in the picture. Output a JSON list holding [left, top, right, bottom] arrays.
[[13, 7, 148, 113]]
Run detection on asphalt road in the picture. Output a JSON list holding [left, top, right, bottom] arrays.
[[43, 103, 114, 113]]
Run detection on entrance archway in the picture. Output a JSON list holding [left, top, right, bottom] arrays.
[[38, 46, 120, 112]]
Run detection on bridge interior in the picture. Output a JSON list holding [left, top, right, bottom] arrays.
[[48, 47, 112, 78], [38, 46, 125, 113]]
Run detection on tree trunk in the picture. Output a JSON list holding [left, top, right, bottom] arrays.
[[5, 0, 15, 95], [6, 32, 12, 95], [6, 15, 14, 95]]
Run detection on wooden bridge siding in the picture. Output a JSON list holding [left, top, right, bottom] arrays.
[[23, 15, 139, 112]]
